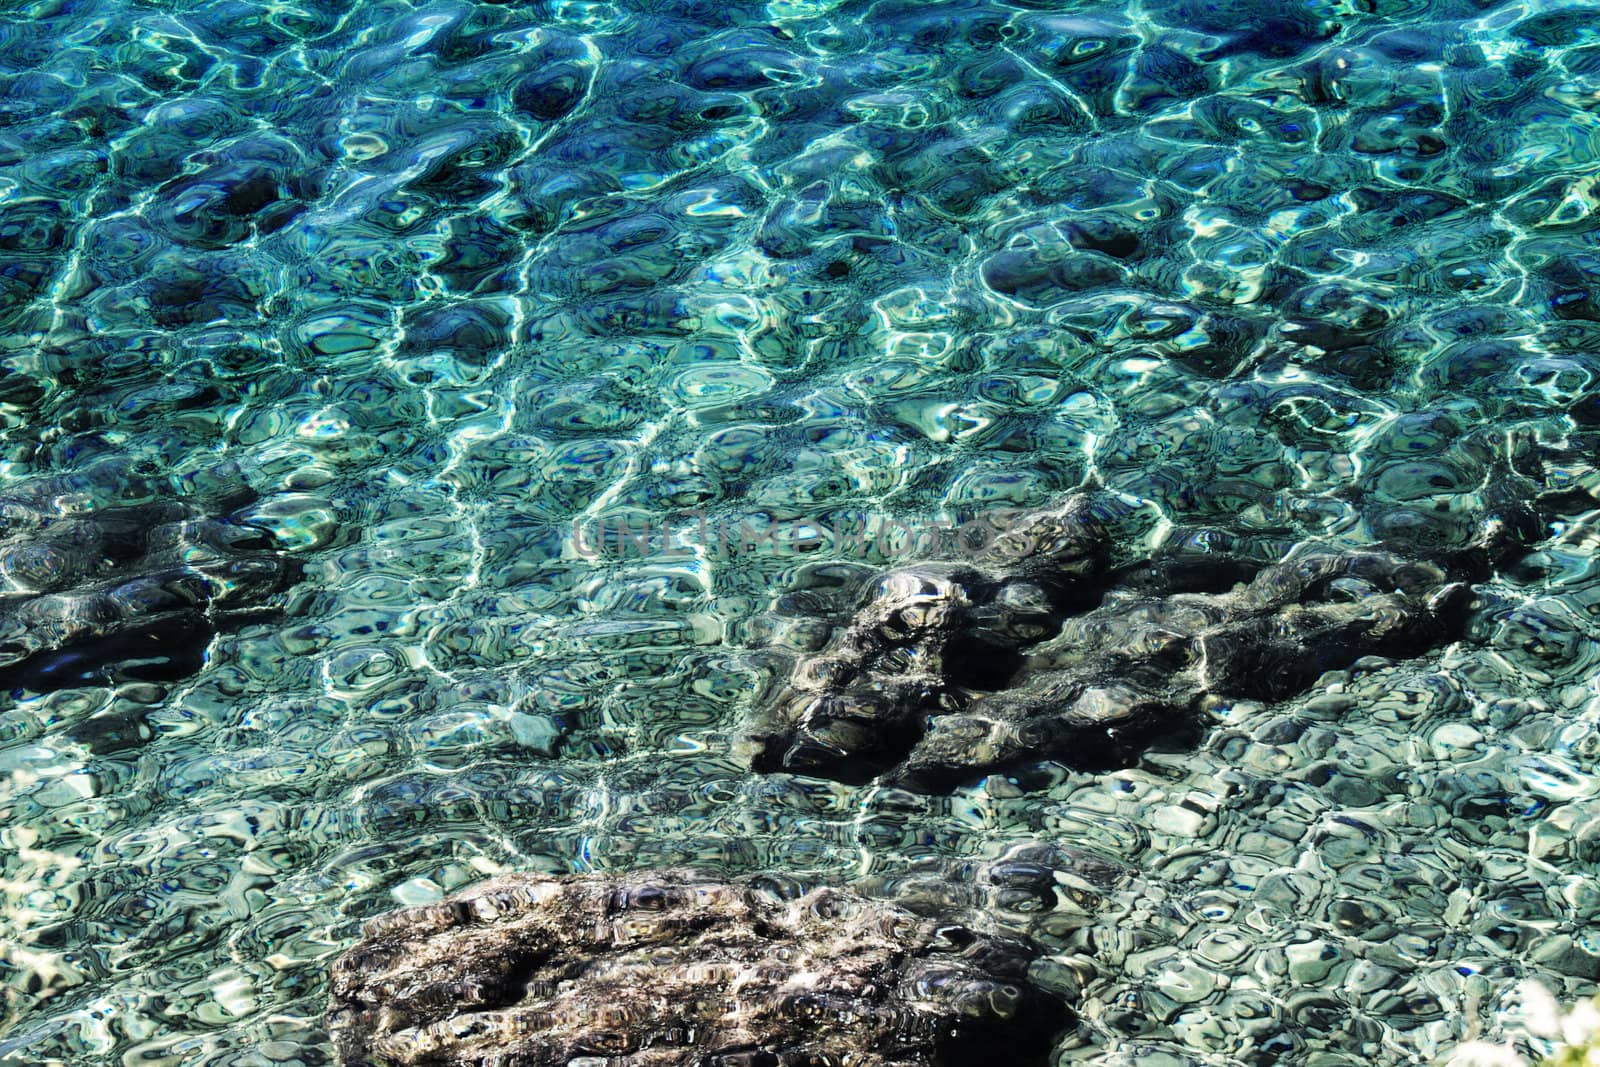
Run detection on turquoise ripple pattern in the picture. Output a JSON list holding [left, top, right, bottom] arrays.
[[2, 0, 1600, 1063]]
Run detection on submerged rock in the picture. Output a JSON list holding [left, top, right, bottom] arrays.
[[0, 494, 303, 692], [753, 493, 1487, 791], [328, 869, 1066, 1067]]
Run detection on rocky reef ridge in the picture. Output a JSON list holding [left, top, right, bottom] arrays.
[[752, 492, 1500, 791]]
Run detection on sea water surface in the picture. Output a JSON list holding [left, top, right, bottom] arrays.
[[2, 0, 1600, 1063]]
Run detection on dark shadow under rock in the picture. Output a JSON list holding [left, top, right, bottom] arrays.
[[328, 869, 1068, 1067], [752, 493, 1490, 791]]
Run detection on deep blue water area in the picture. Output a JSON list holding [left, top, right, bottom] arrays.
[[2, 0, 1600, 1063]]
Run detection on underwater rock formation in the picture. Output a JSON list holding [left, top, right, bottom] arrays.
[[327, 868, 1067, 1067], [753, 493, 1489, 791], [0, 494, 302, 692]]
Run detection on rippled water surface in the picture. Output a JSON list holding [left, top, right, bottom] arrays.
[[3, 0, 1600, 1063]]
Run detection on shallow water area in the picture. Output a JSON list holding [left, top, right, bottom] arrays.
[[2, 0, 1600, 1063]]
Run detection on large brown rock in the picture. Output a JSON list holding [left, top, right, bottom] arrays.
[[328, 869, 1067, 1067]]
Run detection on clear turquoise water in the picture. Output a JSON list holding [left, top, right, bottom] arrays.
[[1, 0, 1599, 1063]]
